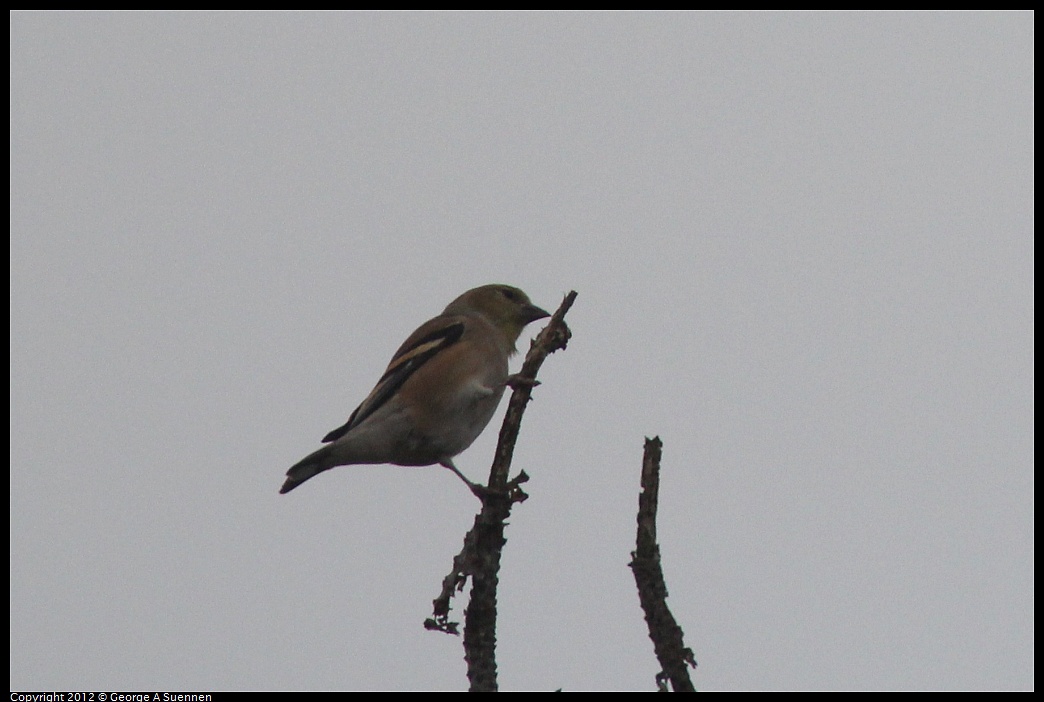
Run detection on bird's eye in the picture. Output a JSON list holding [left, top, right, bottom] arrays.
[[500, 288, 520, 302]]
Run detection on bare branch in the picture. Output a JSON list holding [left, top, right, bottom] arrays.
[[630, 437, 697, 692], [425, 290, 577, 692]]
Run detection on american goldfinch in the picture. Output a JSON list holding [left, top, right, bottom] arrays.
[[280, 284, 550, 495]]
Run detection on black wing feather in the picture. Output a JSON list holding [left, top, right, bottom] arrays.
[[320, 322, 465, 443]]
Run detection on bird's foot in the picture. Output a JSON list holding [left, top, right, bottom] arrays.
[[506, 374, 541, 391]]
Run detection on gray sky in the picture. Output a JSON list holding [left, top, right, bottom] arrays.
[[10, 11, 1033, 691]]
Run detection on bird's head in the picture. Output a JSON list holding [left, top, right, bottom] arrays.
[[444, 284, 550, 351]]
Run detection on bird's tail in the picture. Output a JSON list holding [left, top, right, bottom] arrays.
[[280, 445, 335, 494]]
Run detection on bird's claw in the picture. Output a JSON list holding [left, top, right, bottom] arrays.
[[468, 471, 530, 504], [506, 374, 541, 390]]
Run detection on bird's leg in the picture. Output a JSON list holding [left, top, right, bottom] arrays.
[[440, 459, 492, 499]]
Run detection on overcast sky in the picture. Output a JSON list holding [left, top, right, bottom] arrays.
[[10, 11, 1033, 691]]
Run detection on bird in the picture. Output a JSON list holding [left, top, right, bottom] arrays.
[[280, 284, 550, 496]]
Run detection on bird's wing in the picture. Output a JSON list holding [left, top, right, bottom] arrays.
[[321, 317, 466, 443]]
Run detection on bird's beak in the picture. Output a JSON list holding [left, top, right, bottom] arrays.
[[523, 304, 551, 325]]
